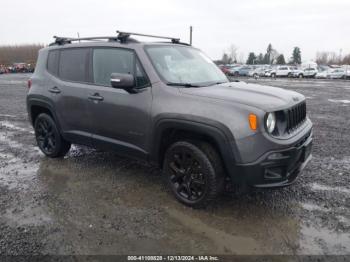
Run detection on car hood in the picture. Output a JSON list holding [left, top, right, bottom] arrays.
[[179, 82, 304, 111]]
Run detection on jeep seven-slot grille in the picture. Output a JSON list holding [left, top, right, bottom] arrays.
[[286, 102, 307, 133]]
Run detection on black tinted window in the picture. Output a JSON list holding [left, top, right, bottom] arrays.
[[47, 50, 59, 76], [93, 48, 134, 86], [59, 48, 89, 82]]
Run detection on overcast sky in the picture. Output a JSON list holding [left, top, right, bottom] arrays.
[[1, 0, 349, 62]]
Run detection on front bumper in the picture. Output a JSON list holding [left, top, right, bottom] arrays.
[[234, 130, 313, 188]]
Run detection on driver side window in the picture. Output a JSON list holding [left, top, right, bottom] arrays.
[[93, 48, 149, 88]]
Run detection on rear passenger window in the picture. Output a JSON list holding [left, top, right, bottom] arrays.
[[93, 48, 149, 88], [59, 48, 89, 82], [47, 50, 59, 76]]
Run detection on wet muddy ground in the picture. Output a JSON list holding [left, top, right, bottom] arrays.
[[0, 73, 349, 255]]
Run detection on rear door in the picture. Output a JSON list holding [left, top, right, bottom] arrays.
[[50, 47, 93, 145], [87, 47, 152, 159]]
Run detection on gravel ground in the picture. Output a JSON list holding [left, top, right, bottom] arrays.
[[0, 73, 349, 256]]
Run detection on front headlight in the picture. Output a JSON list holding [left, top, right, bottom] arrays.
[[266, 112, 276, 133]]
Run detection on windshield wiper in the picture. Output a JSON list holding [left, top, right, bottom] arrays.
[[205, 81, 228, 87], [167, 82, 202, 88]]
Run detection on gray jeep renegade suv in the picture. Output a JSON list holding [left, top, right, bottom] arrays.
[[27, 32, 313, 207]]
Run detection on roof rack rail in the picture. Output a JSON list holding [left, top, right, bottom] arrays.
[[50, 36, 122, 46], [116, 30, 180, 44], [50, 31, 184, 46]]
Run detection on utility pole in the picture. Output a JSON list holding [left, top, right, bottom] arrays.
[[189, 26, 193, 45]]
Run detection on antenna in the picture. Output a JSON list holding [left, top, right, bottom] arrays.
[[189, 26, 193, 46]]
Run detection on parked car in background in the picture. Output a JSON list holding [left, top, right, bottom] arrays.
[[293, 68, 318, 78], [271, 66, 294, 77], [327, 68, 346, 79], [264, 69, 274, 77], [227, 65, 243, 76], [315, 70, 329, 79], [238, 66, 255, 76], [218, 65, 231, 75], [249, 65, 272, 78]]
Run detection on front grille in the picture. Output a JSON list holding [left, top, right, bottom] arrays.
[[286, 102, 307, 133]]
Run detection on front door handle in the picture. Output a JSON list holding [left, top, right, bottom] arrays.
[[88, 93, 104, 101], [49, 87, 61, 94]]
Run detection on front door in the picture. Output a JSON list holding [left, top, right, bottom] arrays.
[[87, 47, 152, 159]]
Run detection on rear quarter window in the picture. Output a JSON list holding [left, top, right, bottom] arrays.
[[47, 50, 59, 76], [59, 48, 89, 82]]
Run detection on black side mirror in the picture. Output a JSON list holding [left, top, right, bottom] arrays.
[[110, 73, 135, 90]]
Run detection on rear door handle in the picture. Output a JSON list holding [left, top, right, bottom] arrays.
[[88, 93, 104, 101], [49, 87, 61, 94]]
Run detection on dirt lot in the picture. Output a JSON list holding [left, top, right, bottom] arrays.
[[0, 73, 349, 256]]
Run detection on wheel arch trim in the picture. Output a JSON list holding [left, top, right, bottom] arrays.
[[27, 96, 62, 133], [150, 116, 242, 177]]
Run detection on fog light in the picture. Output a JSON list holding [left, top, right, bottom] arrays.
[[267, 153, 284, 160]]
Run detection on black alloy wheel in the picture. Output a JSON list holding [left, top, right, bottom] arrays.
[[163, 141, 224, 208], [36, 117, 56, 154], [34, 113, 71, 157]]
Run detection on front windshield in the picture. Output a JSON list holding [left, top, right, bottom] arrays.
[[145, 45, 228, 86]]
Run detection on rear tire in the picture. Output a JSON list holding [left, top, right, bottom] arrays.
[[34, 113, 71, 158], [163, 141, 224, 208], [299, 74, 303, 78]]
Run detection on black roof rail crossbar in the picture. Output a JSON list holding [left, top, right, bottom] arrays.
[[50, 32, 182, 46], [116, 30, 180, 43], [51, 36, 120, 46]]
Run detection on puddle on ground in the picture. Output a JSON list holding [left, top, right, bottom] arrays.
[[301, 202, 330, 212], [300, 224, 350, 254], [328, 99, 350, 104], [0, 120, 34, 134], [310, 183, 350, 194]]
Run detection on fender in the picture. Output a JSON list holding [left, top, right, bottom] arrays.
[[26, 95, 63, 135], [150, 114, 242, 179]]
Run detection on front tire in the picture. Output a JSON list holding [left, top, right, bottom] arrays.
[[163, 141, 224, 208], [34, 113, 71, 158]]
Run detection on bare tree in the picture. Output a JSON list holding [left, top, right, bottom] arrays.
[[227, 44, 238, 64], [0, 44, 44, 66], [315, 51, 345, 65]]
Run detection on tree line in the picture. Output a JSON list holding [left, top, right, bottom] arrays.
[[315, 51, 350, 65], [0, 44, 44, 66], [218, 43, 301, 65], [218, 43, 350, 66]]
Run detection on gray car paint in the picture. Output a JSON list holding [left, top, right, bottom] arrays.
[[27, 41, 312, 180]]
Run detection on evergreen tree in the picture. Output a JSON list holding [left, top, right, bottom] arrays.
[[262, 53, 270, 64], [266, 43, 273, 64], [276, 54, 286, 65], [292, 47, 302, 64], [246, 52, 257, 64], [257, 53, 264, 64]]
